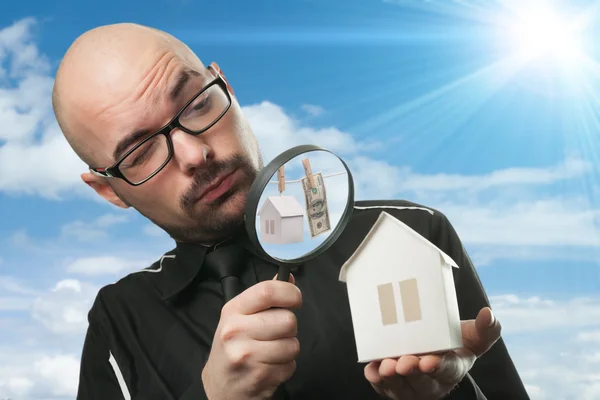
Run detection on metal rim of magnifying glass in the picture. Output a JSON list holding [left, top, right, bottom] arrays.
[[244, 144, 355, 266]]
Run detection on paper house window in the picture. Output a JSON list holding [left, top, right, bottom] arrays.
[[338, 211, 463, 362], [258, 196, 305, 244], [265, 219, 275, 235], [377, 279, 422, 326]]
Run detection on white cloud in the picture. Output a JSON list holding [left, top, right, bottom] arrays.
[[577, 330, 600, 343], [489, 294, 600, 399], [467, 244, 600, 267], [94, 213, 130, 227], [0, 276, 97, 399], [0, 275, 38, 311], [397, 156, 591, 193], [0, 18, 88, 200], [31, 279, 99, 335], [301, 104, 325, 116], [142, 223, 168, 237], [60, 212, 131, 242], [34, 354, 80, 396], [341, 153, 600, 261], [0, 275, 39, 296], [524, 384, 543, 398], [0, 297, 34, 311], [0, 350, 80, 400], [9, 229, 34, 249], [585, 352, 600, 363], [244, 100, 364, 162], [490, 294, 600, 334], [65, 255, 153, 276], [432, 196, 600, 247]]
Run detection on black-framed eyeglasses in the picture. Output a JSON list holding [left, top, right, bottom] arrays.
[[88, 65, 232, 186]]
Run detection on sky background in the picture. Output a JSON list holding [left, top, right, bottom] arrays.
[[1, 0, 600, 398]]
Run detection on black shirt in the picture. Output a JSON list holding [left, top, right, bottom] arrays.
[[76, 199, 530, 400]]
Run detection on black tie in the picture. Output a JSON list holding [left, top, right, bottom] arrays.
[[203, 241, 247, 302]]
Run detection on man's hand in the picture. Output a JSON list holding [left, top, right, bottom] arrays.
[[202, 274, 302, 400], [364, 307, 501, 400]]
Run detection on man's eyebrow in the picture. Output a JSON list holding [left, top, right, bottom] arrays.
[[170, 69, 202, 101], [112, 69, 205, 162], [113, 129, 151, 161]]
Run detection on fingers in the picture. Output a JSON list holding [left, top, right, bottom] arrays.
[[476, 307, 501, 338], [364, 361, 383, 385], [417, 354, 443, 374], [364, 353, 470, 400], [365, 355, 432, 383], [364, 356, 423, 386], [394, 355, 420, 375], [379, 358, 401, 378], [253, 337, 301, 364], [365, 358, 414, 395], [378, 355, 431, 376], [228, 279, 302, 315], [460, 307, 502, 357], [244, 308, 298, 341], [225, 338, 299, 368]]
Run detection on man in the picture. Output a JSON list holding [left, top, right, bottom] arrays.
[[52, 23, 530, 400]]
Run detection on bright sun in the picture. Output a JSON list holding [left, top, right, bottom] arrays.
[[501, 2, 590, 69]]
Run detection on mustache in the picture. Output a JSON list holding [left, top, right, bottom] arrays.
[[180, 154, 251, 210]]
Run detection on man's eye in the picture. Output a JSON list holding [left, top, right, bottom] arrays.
[[194, 97, 209, 111], [123, 142, 154, 168], [184, 96, 211, 117]]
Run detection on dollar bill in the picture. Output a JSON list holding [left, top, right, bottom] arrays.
[[301, 172, 331, 238]]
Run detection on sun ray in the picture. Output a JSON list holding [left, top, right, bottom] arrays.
[[381, 0, 510, 25], [561, 82, 600, 236], [350, 55, 526, 151]]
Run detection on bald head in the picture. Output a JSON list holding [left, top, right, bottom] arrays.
[[53, 23, 204, 165], [52, 22, 262, 243]]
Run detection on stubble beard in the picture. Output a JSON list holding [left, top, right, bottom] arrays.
[[158, 153, 261, 243]]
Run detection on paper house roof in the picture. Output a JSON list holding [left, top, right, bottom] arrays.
[[258, 195, 305, 218], [339, 211, 459, 282]]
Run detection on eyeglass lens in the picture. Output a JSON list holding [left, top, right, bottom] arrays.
[[118, 83, 230, 184]]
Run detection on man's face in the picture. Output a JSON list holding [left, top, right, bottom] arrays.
[[82, 53, 262, 243]]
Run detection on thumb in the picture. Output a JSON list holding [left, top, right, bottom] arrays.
[[273, 272, 295, 285], [460, 307, 502, 357]]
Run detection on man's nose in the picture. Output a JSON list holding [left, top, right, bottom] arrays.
[[170, 129, 213, 174]]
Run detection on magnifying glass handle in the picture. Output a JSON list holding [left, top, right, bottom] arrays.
[[276, 264, 291, 282]]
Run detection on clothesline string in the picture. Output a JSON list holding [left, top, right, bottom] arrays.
[[268, 171, 347, 184]]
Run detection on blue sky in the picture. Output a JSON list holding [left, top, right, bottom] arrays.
[[2, 0, 600, 398]]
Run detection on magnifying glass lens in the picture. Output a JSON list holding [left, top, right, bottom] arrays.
[[249, 148, 352, 264]]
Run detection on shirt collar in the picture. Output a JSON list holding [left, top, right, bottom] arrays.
[[159, 240, 210, 301], [158, 225, 304, 300], [160, 226, 266, 301]]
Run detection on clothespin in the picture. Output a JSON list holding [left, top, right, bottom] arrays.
[[302, 158, 315, 189], [277, 165, 285, 194]]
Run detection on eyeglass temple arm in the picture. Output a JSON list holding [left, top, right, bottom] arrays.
[[89, 168, 113, 178]]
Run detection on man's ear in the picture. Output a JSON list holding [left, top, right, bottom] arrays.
[[81, 172, 130, 209], [210, 62, 235, 97]]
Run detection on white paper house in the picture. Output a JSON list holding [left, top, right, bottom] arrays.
[[339, 211, 462, 363], [258, 195, 305, 245]]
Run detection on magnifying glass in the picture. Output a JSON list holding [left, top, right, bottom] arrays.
[[244, 144, 355, 282]]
